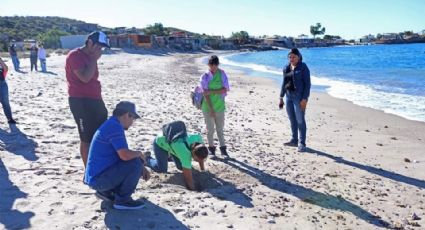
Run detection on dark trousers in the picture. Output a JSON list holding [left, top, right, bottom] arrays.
[[89, 158, 143, 204]]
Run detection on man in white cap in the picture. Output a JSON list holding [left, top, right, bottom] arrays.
[[65, 31, 110, 168]]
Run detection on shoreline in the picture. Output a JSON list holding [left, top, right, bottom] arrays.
[[215, 49, 425, 124]]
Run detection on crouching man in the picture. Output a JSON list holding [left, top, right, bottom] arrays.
[[84, 101, 150, 210]]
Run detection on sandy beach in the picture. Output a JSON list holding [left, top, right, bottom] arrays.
[[0, 49, 424, 230]]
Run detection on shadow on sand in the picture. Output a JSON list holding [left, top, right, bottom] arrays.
[[0, 124, 38, 161], [163, 169, 253, 208], [306, 148, 425, 189], [217, 157, 390, 228], [0, 124, 38, 228], [103, 200, 189, 230]]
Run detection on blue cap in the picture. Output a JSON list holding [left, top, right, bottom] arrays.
[[115, 101, 140, 119]]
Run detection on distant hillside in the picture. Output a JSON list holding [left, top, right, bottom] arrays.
[[0, 16, 205, 51], [0, 16, 101, 40], [0, 16, 105, 50]]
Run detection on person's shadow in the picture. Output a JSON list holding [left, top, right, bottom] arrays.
[[40, 71, 58, 76], [0, 158, 35, 229], [164, 170, 254, 208], [103, 200, 189, 230], [217, 157, 390, 228], [306, 148, 425, 189], [0, 124, 38, 161], [0, 124, 38, 228]]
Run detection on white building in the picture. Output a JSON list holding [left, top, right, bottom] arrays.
[[60, 35, 87, 49]]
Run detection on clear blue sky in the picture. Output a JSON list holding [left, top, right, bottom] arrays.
[[1, 0, 424, 39]]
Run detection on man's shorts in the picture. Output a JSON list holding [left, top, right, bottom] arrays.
[[69, 97, 108, 143]]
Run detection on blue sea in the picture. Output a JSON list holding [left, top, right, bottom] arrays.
[[220, 44, 425, 122]]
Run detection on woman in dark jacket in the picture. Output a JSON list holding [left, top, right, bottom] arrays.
[[279, 48, 311, 152]]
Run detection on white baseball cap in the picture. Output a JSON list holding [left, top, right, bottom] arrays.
[[87, 31, 110, 48]]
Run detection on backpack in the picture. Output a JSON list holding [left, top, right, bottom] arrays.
[[162, 121, 191, 154], [190, 86, 203, 110]]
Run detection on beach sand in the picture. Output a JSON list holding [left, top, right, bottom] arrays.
[[0, 49, 424, 229]]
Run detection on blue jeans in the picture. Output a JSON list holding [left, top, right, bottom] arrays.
[[39, 59, 47, 72], [11, 55, 20, 71], [89, 158, 143, 204], [146, 140, 182, 173], [285, 95, 307, 146], [0, 81, 13, 120]]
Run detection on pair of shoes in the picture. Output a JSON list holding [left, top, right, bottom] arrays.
[[284, 141, 298, 147], [113, 199, 145, 210], [297, 144, 307, 152], [220, 146, 229, 158], [8, 119, 17, 124], [208, 146, 216, 156], [95, 191, 114, 202]]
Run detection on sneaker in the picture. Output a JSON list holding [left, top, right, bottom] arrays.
[[297, 144, 307, 152], [208, 146, 216, 156], [113, 199, 145, 210], [284, 141, 298, 147], [219, 146, 229, 158], [8, 119, 17, 124], [95, 191, 114, 202]]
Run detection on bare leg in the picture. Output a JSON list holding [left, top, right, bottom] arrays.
[[80, 141, 90, 167]]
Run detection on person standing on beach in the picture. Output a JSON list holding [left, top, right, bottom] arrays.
[[145, 121, 209, 191], [8, 42, 20, 71], [65, 31, 110, 167], [199, 55, 230, 157], [0, 58, 17, 124], [38, 44, 47, 72], [29, 45, 38, 72], [84, 101, 150, 210], [279, 48, 311, 152]]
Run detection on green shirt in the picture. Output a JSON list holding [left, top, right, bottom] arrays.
[[155, 134, 203, 169], [202, 70, 226, 113]]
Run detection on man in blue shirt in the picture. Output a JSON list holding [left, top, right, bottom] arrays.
[[84, 101, 150, 210]]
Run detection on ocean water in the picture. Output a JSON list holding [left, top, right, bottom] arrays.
[[220, 44, 425, 122]]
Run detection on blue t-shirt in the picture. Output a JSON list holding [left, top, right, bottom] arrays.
[[84, 116, 128, 186]]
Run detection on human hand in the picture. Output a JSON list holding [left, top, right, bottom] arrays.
[[203, 90, 211, 96], [89, 46, 102, 61], [300, 99, 307, 111], [279, 98, 284, 109], [142, 166, 150, 181], [209, 111, 216, 118]]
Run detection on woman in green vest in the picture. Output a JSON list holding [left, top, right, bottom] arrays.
[[199, 55, 230, 157]]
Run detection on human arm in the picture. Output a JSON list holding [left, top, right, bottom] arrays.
[[117, 149, 143, 161], [203, 88, 227, 95], [71, 48, 101, 83], [198, 160, 205, 171], [72, 58, 98, 83], [182, 168, 195, 190], [301, 64, 311, 111], [0, 58, 8, 72], [279, 69, 287, 109]]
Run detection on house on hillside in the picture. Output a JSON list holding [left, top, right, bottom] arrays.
[[109, 34, 153, 48], [23, 39, 37, 49], [294, 34, 315, 44], [359, 34, 376, 43], [262, 36, 292, 47], [380, 33, 401, 41]]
